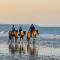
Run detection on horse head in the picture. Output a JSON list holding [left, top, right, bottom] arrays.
[[35, 30, 39, 35]]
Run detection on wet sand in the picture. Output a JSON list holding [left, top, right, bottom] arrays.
[[0, 42, 60, 60]]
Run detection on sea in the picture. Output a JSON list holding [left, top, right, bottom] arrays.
[[0, 24, 60, 60]]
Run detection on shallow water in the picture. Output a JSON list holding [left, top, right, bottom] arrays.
[[0, 39, 60, 60], [0, 25, 60, 60]]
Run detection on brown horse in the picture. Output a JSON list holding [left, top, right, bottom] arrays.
[[19, 31, 26, 50], [27, 30, 39, 52], [27, 30, 39, 43], [9, 30, 18, 43]]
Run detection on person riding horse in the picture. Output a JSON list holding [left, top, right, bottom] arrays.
[[11, 25, 15, 36], [12, 25, 15, 32], [19, 25, 26, 35], [19, 26, 22, 35], [29, 24, 35, 34], [9, 25, 15, 42]]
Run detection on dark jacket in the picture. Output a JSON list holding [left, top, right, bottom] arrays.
[[19, 27, 22, 32], [12, 26, 15, 32], [29, 24, 35, 32]]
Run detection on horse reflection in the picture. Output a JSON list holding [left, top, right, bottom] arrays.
[[19, 45, 25, 54], [9, 43, 26, 54], [9, 43, 18, 54], [9, 30, 18, 43], [30, 39, 36, 56]]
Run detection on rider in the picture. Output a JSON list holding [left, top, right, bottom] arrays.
[[19, 25, 22, 35], [29, 24, 35, 33], [19, 25, 22, 32], [12, 25, 15, 32]]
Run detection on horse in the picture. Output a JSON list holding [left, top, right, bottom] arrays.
[[27, 30, 39, 52], [27, 30, 39, 42], [19, 31, 26, 40], [9, 30, 18, 43], [19, 31, 26, 50], [9, 30, 19, 53]]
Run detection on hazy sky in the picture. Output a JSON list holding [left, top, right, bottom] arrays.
[[0, 0, 60, 27]]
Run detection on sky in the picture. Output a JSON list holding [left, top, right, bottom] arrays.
[[0, 0, 60, 27]]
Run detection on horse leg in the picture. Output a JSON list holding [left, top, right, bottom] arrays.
[[21, 37, 24, 51], [11, 36, 13, 43], [15, 37, 17, 43], [12, 36, 14, 43], [33, 38, 35, 49], [15, 42, 18, 49], [27, 40, 30, 52], [20, 36, 21, 44], [19, 45, 22, 54]]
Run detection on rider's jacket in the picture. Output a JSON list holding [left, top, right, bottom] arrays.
[[29, 24, 35, 32], [19, 27, 22, 32], [12, 27, 15, 32]]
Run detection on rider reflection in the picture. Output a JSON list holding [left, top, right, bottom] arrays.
[[19, 25, 22, 35]]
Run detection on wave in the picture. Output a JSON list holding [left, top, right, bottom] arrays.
[[38, 34, 60, 39], [0, 31, 60, 39], [0, 31, 8, 37]]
